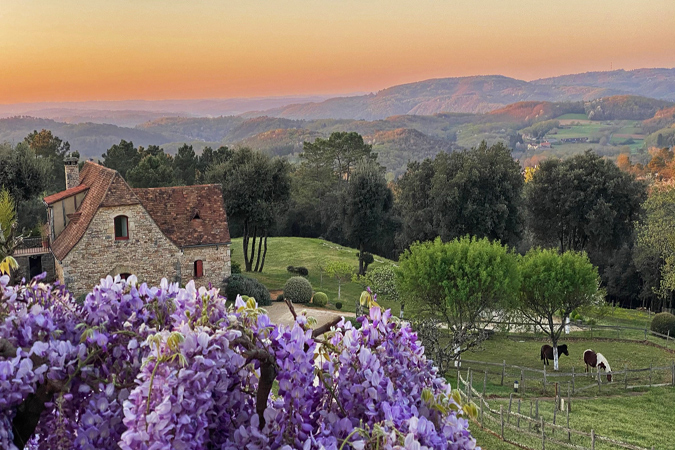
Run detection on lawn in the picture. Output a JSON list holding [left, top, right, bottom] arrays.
[[229, 237, 400, 315]]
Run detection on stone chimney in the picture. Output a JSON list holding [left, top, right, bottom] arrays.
[[64, 156, 79, 190]]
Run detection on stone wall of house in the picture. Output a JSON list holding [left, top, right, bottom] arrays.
[[59, 204, 181, 295], [180, 245, 231, 290], [13, 253, 56, 283]]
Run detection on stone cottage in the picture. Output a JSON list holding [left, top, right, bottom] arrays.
[[44, 159, 231, 295]]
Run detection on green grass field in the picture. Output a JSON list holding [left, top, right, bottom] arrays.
[[230, 237, 400, 314]]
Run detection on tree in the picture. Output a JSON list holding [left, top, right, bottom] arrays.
[[102, 140, 141, 178], [635, 186, 675, 310], [0, 143, 50, 203], [397, 236, 520, 369], [24, 129, 71, 193], [0, 189, 23, 276], [525, 150, 646, 254], [300, 131, 376, 183], [342, 160, 395, 275], [396, 142, 524, 252], [126, 153, 175, 188], [325, 260, 355, 301], [197, 146, 232, 183], [173, 144, 197, 186], [518, 248, 599, 370], [207, 148, 291, 272]]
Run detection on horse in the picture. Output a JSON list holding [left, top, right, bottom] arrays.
[[583, 349, 612, 382], [540, 344, 569, 366]]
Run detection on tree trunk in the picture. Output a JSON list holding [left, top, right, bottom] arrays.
[[553, 345, 559, 371], [258, 233, 269, 273], [254, 232, 264, 272], [247, 226, 257, 272], [243, 220, 251, 272]]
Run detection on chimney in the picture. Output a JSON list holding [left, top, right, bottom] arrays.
[[64, 156, 79, 190]]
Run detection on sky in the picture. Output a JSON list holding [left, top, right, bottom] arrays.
[[1, 0, 675, 104]]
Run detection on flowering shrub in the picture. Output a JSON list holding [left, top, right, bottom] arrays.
[[0, 273, 478, 450]]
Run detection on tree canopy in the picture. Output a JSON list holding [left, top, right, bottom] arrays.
[[396, 236, 520, 367], [396, 141, 524, 252]]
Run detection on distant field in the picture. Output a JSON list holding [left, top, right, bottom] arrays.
[[230, 237, 400, 314]]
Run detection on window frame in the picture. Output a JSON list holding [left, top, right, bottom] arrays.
[[114, 215, 129, 241], [194, 260, 204, 278]]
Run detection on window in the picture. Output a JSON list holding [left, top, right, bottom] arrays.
[[194, 260, 204, 278], [114, 215, 129, 240]]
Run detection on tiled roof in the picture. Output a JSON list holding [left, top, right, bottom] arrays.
[[50, 162, 117, 260], [43, 184, 89, 205], [133, 185, 230, 247]]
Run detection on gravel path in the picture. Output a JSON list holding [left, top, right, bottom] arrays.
[[264, 301, 355, 328]]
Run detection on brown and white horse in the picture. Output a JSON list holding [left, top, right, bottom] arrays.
[[583, 349, 612, 382]]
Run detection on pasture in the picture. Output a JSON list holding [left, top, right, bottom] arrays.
[[229, 237, 400, 314]]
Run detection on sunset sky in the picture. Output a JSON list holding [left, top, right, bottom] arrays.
[[1, 0, 675, 104]]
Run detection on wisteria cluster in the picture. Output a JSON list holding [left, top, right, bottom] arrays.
[[0, 273, 478, 450]]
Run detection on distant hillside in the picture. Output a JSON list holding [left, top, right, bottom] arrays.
[[0, 109, 186, 128], [584, 95, 673, 120], [0, 117, 171, 158], [642, 106, 675, 134], [235, 128, 323, 157], [534, 68, 675, 101], [485, 101, 585, 124]]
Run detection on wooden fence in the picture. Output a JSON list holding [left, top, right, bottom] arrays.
[[455, 358, 675, 396], [457, 373, 658, 450]]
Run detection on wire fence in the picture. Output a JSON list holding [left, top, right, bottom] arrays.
[[455, 359, 675, 397], [457, 373, 659, 450]]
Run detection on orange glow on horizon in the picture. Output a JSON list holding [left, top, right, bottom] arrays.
[[1, 0, 674, 103]]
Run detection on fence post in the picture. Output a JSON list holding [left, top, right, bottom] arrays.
[[517, 399, 521, 428], [591, 429, 595, 450], [529, 400, 533, 432], [624, 365, 628, 390], [501, 360, 506, 386], [469, 369, 474, 402], [535, 399, 539, 419], [521, 369, 525, 393], [541, 416, 545, 450], [483, 370, 487, 397], [508, 393, 513, 424], [672, 361, 675, 387], [566, 396, 570, 441], [481, 393, 484, 428], [597, 368, 601, 393], [567, 382, 571, 413], [543, 366, 547, 392], [552, 400, 557, 435], [649, 363, 652, 388], [500, 405, 504, 439], [572, 366, 575, 394], [457, 369, 461, 390]]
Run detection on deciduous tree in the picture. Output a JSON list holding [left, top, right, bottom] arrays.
[[518, 248, 599, 370]]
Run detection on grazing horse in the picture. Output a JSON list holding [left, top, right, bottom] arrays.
[[540, 344, 569, 366], [583, 349, 612, 382]]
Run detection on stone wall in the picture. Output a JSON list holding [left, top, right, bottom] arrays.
[[181, 245, 231, 290], [59, 204, 181, 295], [13, 253, 56, 283]]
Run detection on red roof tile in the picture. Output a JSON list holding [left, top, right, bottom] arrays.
[[133, 185, 230, 247], [43, 184, 89, 205], [50, 162, 117, 260]]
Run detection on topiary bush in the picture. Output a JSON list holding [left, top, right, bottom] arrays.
[[336, 302, 342, 310], [312, 291, 328, 307], [651, 312, 675, 337], [287, 266, 309, 276], [224, 274, 271, 306], [276, 293, 284, 302], [283, 276, 313, 304], [231, 261, 241, 274]]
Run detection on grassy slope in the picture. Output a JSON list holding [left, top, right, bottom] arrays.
[[230, 237, 400, 314]]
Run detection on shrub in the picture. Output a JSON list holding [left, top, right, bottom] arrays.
[[283, 276, 313, 304], [287, 265, 309, 276], [336, 302, 343, 309], [312, 292, 328, 307], [276, 293, 284, 302], [231, 261, 241, 274], [224, 274, 271, 306], [651, 312, 675, 337]]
